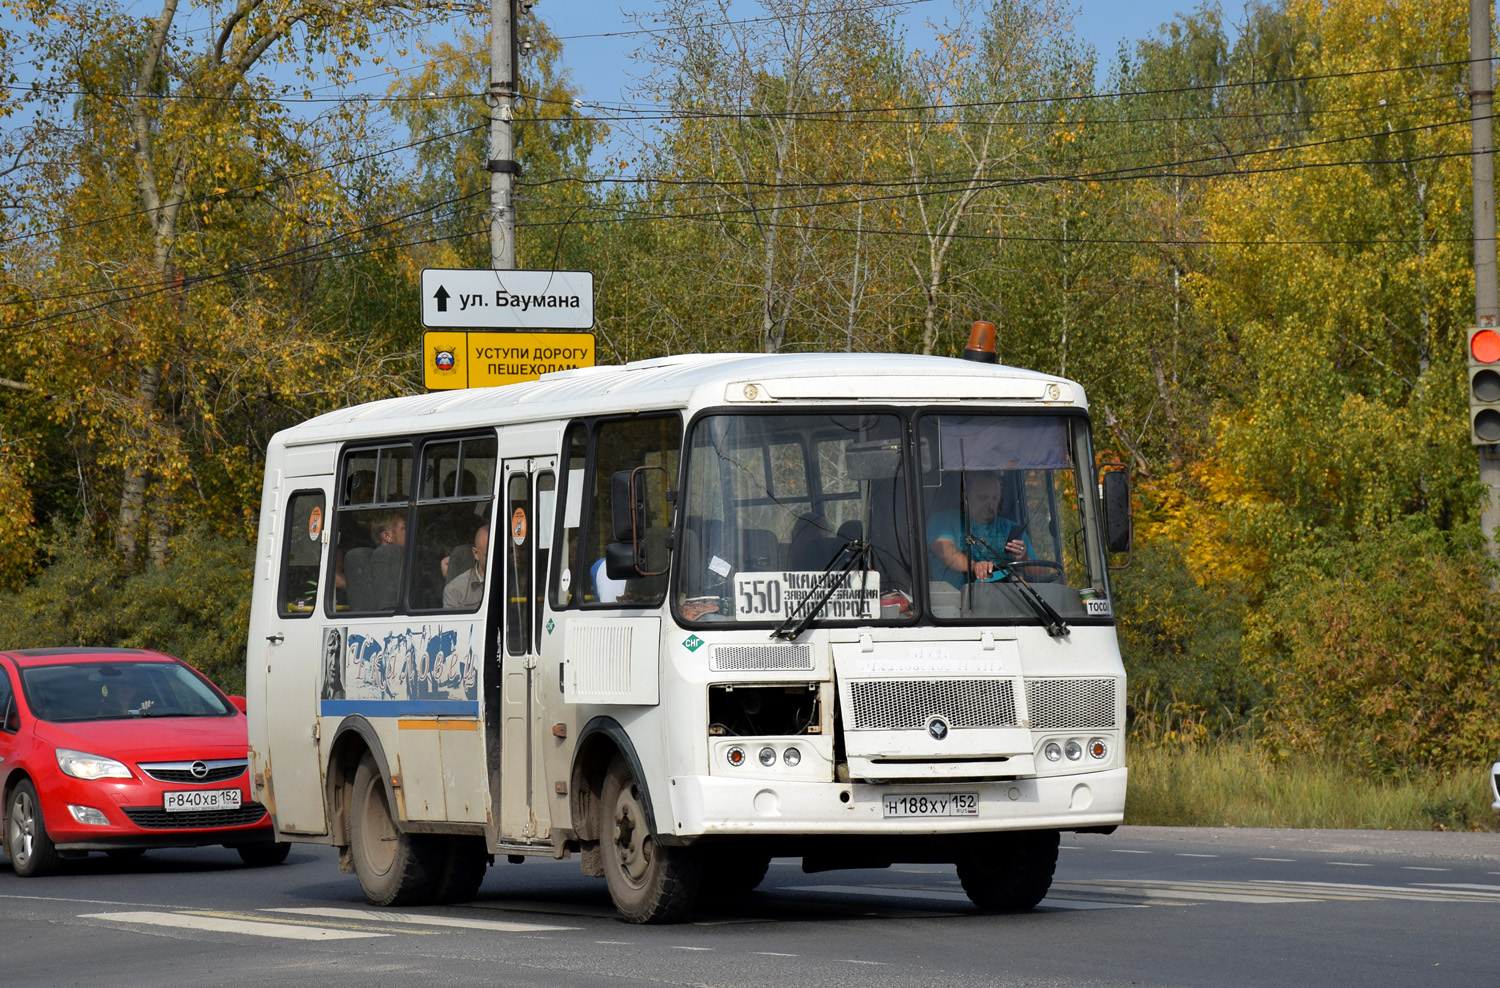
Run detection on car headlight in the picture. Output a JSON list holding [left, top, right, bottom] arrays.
[[56, 748, 133, 780]]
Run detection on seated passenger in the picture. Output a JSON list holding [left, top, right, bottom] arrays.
[[444, 523, 489, 609], [928, 472, 1031, 586]]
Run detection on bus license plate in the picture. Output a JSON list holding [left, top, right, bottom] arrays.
[[163, 789, 242, 813], [882, 793, 979, 818]]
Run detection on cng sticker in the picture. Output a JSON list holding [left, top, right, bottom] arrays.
[[682, 634, 705, 652], [546, 618, 555, 635]]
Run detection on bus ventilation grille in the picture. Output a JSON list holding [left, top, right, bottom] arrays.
[[1026, 679, 1117, 730], [711, 645, 814, 672], [848, 679, 1017, 730]]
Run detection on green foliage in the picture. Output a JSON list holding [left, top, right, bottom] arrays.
[[1246, 519, 1500, 776], [1114, 534, 1261, 744], [0, 526, 254, 694]]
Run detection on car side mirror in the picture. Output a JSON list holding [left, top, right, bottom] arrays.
[[228, 695, 248, 714]]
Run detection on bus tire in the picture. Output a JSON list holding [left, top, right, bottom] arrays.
[[432, 835, 489, 903], [700, 847, 772, 895], [600, 756, 700, 923], [350, 755, 439, 906], [956, 829, 1060, 911]]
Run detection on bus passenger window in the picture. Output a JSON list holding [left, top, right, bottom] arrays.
[[335, 443, 413, 614], [278, 491, 326, 616]]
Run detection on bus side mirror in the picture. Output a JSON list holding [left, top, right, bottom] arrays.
[[1099, 467, 1132, 556], [607, 466, 670, 579]]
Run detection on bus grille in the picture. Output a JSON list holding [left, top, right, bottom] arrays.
[[711, 645, 813, 672], [848, 679, 1017, 730], [1027, 679, 1117, 730]]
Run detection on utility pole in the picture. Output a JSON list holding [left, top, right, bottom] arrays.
[[1471, 0, 1500, 569], [489, 0, 520, 270]]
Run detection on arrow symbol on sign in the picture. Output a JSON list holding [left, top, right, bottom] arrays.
[[433, 285, 450, 312]]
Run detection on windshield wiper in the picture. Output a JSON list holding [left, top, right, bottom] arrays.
[[965, 533, 1070, 638], [770, 540, 872, 641]]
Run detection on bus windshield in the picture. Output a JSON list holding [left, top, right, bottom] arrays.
[[677, 412, 917, 626], [676, 409, 1110, 628], [917, 412, 1109, 623]]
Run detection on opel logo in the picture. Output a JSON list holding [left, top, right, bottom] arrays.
[[190, 761, 209, 779], [927, 717, 949, 741]]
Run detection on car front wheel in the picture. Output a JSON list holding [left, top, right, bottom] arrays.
[[6, 780, 62, 877]]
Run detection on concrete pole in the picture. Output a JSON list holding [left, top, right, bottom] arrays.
[[1473, 0, 1500, 566], [490, 0, 517, 270]]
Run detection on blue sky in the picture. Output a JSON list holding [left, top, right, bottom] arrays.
[[528, 0, 1229, 106]]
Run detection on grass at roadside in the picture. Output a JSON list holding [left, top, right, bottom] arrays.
[[1124, 738, 1499, 832]]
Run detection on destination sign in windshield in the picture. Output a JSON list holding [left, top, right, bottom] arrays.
[[732, 571, 881, 621]]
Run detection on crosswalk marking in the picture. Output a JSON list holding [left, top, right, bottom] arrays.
[[778, 884, 1141, 910], [80, 911, 388, 941], [265, 906, 578, 932]]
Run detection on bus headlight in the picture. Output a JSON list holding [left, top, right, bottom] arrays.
[[1064, 740, 1083, 761], [782, 747, 801, 767], [726, 746, 746, 767], [1043, 742, 1063, 762], [1088, 738, 1108, 759], [758, 746, 777, 767]]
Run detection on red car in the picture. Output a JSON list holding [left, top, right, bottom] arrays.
[[0, 647, 286, 875]]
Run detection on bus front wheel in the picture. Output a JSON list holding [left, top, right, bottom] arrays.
[[350, 755, 439, 906], [956, 829, 1060, 911], [600, 756, 701, 923]]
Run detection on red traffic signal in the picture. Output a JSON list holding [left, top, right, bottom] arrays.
[[1470, 327, 1500, 445]]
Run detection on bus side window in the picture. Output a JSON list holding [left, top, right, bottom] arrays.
[[278, 491, 326, 617], [334, 444, 413, 615], [587, 415, 680, 606]]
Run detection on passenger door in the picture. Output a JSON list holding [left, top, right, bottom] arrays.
[[494, 457, 556, 840]]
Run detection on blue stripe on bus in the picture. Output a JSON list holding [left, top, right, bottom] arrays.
[[319, 700, 480, 717]]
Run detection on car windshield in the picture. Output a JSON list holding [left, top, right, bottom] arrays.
[[20, 661, 233, 723]]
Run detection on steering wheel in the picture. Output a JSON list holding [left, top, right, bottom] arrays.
[[982, 559, 1065, 583]]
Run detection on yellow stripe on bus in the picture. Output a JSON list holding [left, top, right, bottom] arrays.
[[397, 718, 480, 731]]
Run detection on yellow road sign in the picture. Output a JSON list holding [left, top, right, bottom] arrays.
[[424, 332, 596, 390]]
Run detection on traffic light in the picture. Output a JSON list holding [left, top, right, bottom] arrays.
[[1471, 326, 1500, 445]]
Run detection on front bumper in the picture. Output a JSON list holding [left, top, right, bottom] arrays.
[[39, 773, 273, 850], [667, 767, 1127, 836]]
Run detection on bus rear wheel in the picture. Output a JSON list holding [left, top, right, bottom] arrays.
[[956, 829, 1060, 911], [600, 756, 700, 923], [350, 755, 439, 906]]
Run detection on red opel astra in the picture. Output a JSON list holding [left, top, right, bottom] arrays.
[[0, 647, 286, 875]]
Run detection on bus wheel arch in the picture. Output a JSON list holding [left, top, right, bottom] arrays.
[[324, 716, 394, 867], [569, 718, 657, 846]]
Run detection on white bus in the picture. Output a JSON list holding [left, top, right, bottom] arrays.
[[245, 349, 1132, 923]]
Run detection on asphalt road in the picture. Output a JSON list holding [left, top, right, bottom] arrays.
[[3, 826, 1497, 988]]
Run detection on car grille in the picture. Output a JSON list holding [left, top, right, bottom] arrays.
[[123, 802, 268, 830], [137, 760, 248, 784], [848, 679, 1018, 730], [1027, 678, 1117, 730]]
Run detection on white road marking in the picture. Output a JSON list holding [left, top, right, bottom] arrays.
[[842, 959, 885, 965], [1402, 866, 1450, 872], [265, 906, 576, 932], [1112, 849, 1152, 854], [1325, 862, 1372, 867], [80, 911, 386, 941], [755, 952, 799, 957], [1063, 882, 1316, 905], [780, 885, 1140, 910], [672, 946, 713, 951], [1415, 883, 1500, 892], [1175, 853, 1218, 858], [1251, 857, 1295, 863]]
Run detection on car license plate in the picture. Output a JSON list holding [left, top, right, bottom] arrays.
[[163, 788, 242, 813], [882, 792, 979, 818]]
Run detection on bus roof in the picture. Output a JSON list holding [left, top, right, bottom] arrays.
[[278, 352, 1086, 447]]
